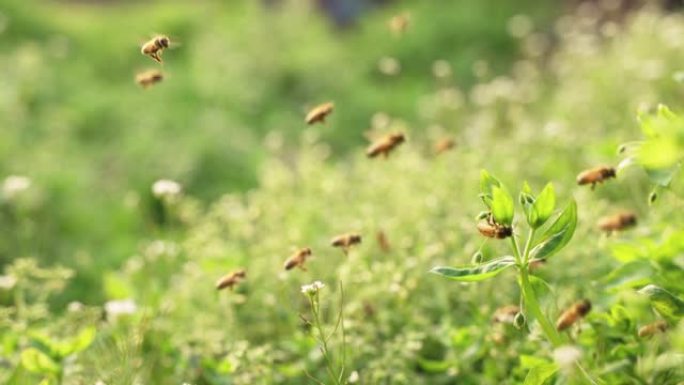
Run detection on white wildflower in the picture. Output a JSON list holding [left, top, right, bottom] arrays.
[[104, 299, 137, 322], [0, 275, 17, 290], [2, 175, 31, 199], [301, 281, 325, 295], [348, 370, 359, 383], [67, 301, 84, 312], [151, 179, 181, 199], [553, 345, 582, 369]]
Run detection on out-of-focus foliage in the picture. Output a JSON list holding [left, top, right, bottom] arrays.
[[1, 0, 684, 384]]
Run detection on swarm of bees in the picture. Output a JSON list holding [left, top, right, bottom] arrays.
[[366, 132, 406, 158], [637, 320, 667, 338], [556, 299, 592, 331], [477, 213, 512, 239], [434, 137, 456, 155], [576, 166, 616, 190], [215, 269, 247, 291], [305, 102, 334, 125], [141, 35, 171, 63], [284, 247, 313, 271], [597, 211, 637, 234], [135, 69, 164, 89], [330, 233, 362, 255]]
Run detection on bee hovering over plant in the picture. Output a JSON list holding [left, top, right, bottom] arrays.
[[215, 269, 246, 291], [284, 247, 313, 271], [305, 102, 334, 125], [388, 12, 410, 36], [477, 213, 512, 240], [366, 132, 406, 158], [141, 35, 172, 63], [637, 320, 668, 338], [556, 299, 592, 331], [330, 233, 362, 255], [576, 166, 616, 190], [597, 211, 637, 234], [135, 69, 164, 88], [434, 137, 456, 155]]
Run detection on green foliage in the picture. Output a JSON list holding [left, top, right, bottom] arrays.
[[431, 256, 516, 282]]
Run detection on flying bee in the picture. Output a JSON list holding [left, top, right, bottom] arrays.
[[135, 69, 163, 88], [388, 12, 410, 36], [556, 299, 592, 331], [576, 166, 616, 190], [330, 233, 362, 255], [284, 247, 313, 271], [376, 230, 391, 253], [215, 269, 246, 291], [492, 305, 520, 324], [637, 320, 667, 338], [305, 102, 334, 125], [434, 137, 456, 155], [366, 132, 406, 158], [597, 211, 637, 234], [141, 35, 171, 63]]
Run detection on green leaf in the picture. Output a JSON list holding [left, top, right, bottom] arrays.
[[431, 256, 515, 282], [638, 285, 684, 321], [644, 164, 680, 187], [56, 327, 96, 357], [20, 348, 60, 374], [531, 183, 555, 228], [530, 200, 577, 260], [480, 170, 501, 195], [524, 363, 558, 385], [491, 185, 514, 226]]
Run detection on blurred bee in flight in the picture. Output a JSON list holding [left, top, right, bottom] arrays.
[[576, 166, 616, 190], [597, 211, 637, 234], [556, 299, 592, 331], [366, 132, 405, 158], [215, 269, 246, 291], [135, 69, 163, 89], [141, 35, 171, 63], [388, 12, 410, 36], [284, 247, 313, 271], [376, 230, 391, 253], [477, 213, 512, 240], [434, 137, 456, 155], [330, 233, 362, 255], [638, 320, 667, 338], [305, 102, 334, 125]]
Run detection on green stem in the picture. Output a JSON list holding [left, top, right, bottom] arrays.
[[310, 296, 341, 385]]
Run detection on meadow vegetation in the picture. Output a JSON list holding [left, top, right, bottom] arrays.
[[0, 1, 683, 384]]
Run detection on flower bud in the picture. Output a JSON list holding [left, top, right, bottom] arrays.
[[514, 312, 526, 330], [471, 251, 484, 264]]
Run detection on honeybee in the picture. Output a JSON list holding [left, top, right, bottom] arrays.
[[366, 132, 406, 158], [135, 69, 163, 88], [492, 305, 520, 324], [434, 137, 456, 155], [637, 320, 667, 338], [305, 102, 334, 125], [330, 233, 362, 255], [597, 211, 637, 234], [389, 12, 410, 36], [576, 166, 616, 190], [141, 35, 171, 63], [376, 230, 391, 253], [556, 299, 592, 331], [284, 247, 313, 271], [215, 269, 246, 291], [477, 214, 512, 239]]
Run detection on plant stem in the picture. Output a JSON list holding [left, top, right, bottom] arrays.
[[310, 296, 341, 385]]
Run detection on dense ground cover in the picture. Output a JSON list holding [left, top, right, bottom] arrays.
[[1, 1, 683, 384]]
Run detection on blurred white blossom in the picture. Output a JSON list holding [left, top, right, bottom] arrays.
[[105, 299, 137, 322], [0, 275, 17, 289], [301, 281, 325, 296], [2, 175, 31, 199], [152, 179, 182, 199], [553, 345, 582, 369]]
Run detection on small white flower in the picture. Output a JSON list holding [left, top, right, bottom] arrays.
[[2, 175, 31, 199], [348, 370, 359, 383], [67, 301, 84, 312], [0, 275, 17, 290], [553, 345, 582, 369], [104, 299, 137, 322], [301, 280, 325, 295], [151, 179, 182, 199]]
